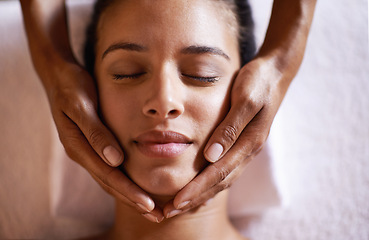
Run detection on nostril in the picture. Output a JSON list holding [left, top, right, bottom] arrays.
[[148, 109, 156, 115], [143, 107, 183, 118], [168, 109, 180, 116]]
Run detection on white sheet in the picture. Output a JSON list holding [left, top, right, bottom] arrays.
[[1, 0, 368, 239]]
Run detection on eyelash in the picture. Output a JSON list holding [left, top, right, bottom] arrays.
[[182, 74, 219, 83], [112, 73, 219, 83], [112, 73, 145, 80]]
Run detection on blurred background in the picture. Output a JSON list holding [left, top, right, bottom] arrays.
[[0, 0, 368, 239]]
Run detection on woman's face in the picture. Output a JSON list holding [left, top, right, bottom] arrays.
[[95, 0, 240, 198]]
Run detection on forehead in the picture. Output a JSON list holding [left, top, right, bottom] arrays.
[[99, 0, 225, 29], [96, 0, 238, 57]]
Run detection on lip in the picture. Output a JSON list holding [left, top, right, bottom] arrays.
[[134, 131, 192, 158]]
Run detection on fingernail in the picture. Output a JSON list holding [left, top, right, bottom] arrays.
[[157, 215, 164, 223], [177, 200, 190, 209], [204, 198, 214, 206], [103, 146, 122, 166], [166, 209, 182, 218], [206, 143, 223, 162], [137, 203, 151, 213], [142, 213, 160, 223]]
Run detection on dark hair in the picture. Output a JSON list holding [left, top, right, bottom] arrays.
[[84, 0, 255, 76]]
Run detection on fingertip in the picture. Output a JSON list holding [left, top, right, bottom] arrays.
[[147, 198, 155, 212], [136, 199, 155, 213], [166, 209, 182, 218], [136, 203, 151, 213], [142, 206, 164, 223], [173, 193, 191, 209], [177, 200, 190, 210], [204, 143, 223, 163], [103, 145, 123, 166], [142, 213, 162, 223]]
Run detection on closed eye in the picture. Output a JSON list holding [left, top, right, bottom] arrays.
[[112, 72, 146, 80], [182, 74, 219, 83]]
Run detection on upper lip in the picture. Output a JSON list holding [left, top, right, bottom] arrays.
[[134, 131, 192, 144]]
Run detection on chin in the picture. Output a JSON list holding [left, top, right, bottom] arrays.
[[122, 147, 208, 201], [133, 166, 197, 197]]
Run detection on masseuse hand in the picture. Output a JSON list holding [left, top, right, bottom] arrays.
[[163, 57, 287, 217], [20, 0, 163, 223], [164, 0, 317, 217], [49, 62, 163, 220]]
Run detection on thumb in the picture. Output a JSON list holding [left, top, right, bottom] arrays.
[[68, 105, 124, 167], [85, 116, 123, 167], [204, 102, 257, 163]]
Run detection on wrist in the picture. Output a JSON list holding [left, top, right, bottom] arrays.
[[20, 0, 78, 86], [243, 55, 292, 99], [254, 0, 317, 83], [33, 51, 81, 94], [255, 51, 297, 85]]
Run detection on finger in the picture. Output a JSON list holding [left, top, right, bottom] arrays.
[[55, 113, 156, 214], [142, 206, 165, 223], [92, 170, 163, 223], [175, 152, 262, 213], [204, 99, 262, 163], [165, 152, 251, 217], [162, 199, 191, 219], [171, 139, 249, 211], [65, 99, 124, 167]]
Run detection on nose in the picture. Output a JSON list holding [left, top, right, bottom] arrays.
[[142, 73, 184, 119]]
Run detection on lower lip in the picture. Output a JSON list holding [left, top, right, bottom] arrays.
[[136, 142, 190, 158]]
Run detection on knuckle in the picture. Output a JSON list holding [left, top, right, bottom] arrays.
[[218, 180, 231, 191], [246, 99, 261, 112], [88, 127, 105, 147], [218, 167, 230, 182], [63, 97, 96, 124], [221, 125, 239, 144], [72, 101, 93, 121], [210, 164, 231, 183], [76, 97, 95, 114]]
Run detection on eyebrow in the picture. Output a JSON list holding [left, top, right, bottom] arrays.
[[101, 42, 230, 61], [181, 45, 230, 61], [102, 42, 147, 59]]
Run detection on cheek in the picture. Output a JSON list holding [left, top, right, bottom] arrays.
[[98, 85, 137, 144], [187, 87, 231, 142]]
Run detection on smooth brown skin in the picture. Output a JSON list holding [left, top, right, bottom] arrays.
[[20, 0, 317, 222], [109, 191, 246, 240], [20, 0, 156, 215]]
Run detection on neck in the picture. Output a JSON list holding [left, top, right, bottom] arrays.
[[107, 190, 243, 240]]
